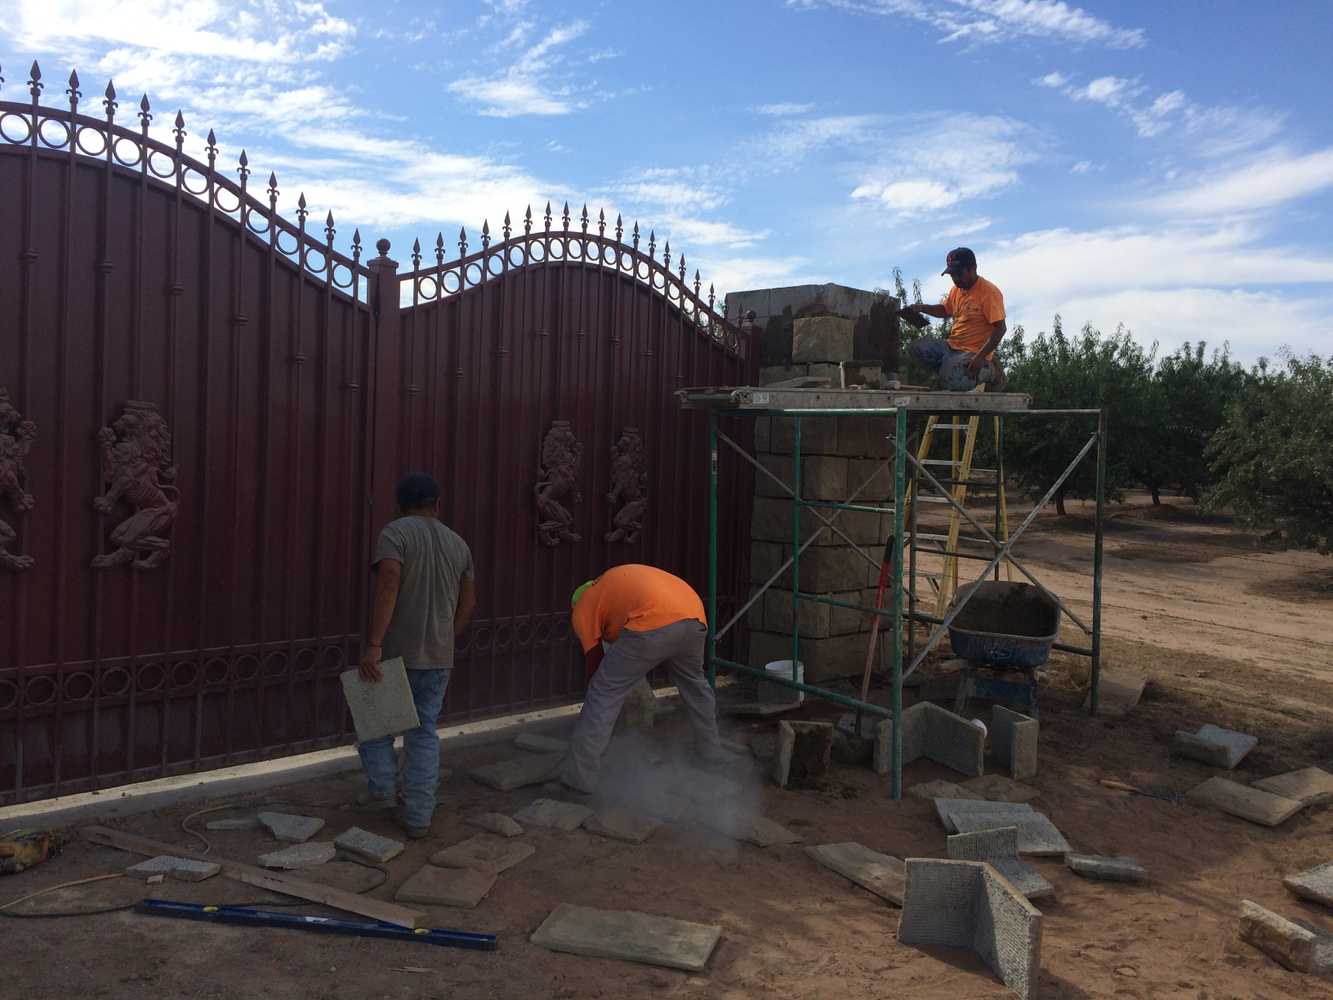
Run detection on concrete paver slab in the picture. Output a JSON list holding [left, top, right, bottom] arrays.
[[512, 798, 594, 832], [514, 732, 569, 754], [469, 753, 563, 792], [530, 903, 722, 972], [947, 827, 1054, 901], [334, 826, 405, 863], [1253, 767, 1333, 807], [1065, 854, 1147, 883], [395, 863, 496, 909], [991, 706, 1038, 780], [805, 842, 905, 905], [258, 842, 336, 870], [1085, 668, 1147, 718], [258, 811, 326, 843], [1284, 861, 1333, 909], [1239, 899, 1333, 974], [205, 815, 260, 831], [430, 835, 536, 875], [126, 855, 220, 882], [937, 800, 1069, 855], [1186, 776, 1303, 827], [467, 812, 524, 838], [583, 807, 660, 844], [340, 657, 419, 742], [1173, 725, 1258, 769]]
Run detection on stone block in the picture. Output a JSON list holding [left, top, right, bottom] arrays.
[[963, 774, 1041, 804], [1085, 667, 1147, 717], [705, 813, 802, 847], [947, 826, 1054, 901], [205, 815, 260, 831], [514, 732, 569, 754], [1238, 899, 1333, 974], [1284, 861, 1333, 908], [936, 800, 1071, 856], [258, 842, 336, 870], [773, 720, 834, 788], [334, 826, 405, 863], [583, 807, 660, 844], [1252, 767, 1333, 806], [1065, 854, 1147, 883], [469, 752, 563, 791], [512, 798, 594, 831], [466, 812, 524, 838], [991, 705, 1038, 781], [1173, 725, 1257, 769], [258, 812, 326, 844], [763, 589, 831, 637], [756, 454, 848, 501], [751, 497, 883, 546], [836, 416, 895, 458], [1185, 776, 1303, 827], [839, 360, 884, 389], [749, 542, 784, 585], [395, 864, 496, 909], [847, 458, 895, 501], [759, 363, 810, 385], [793, 315, 854, 363], [340, 657, 419, 742], [764, 415, 838, 455], [806, 842, 905, 905], [125, 856, 220, 882], [874, 702, 984, 778], [898, 858, 1042, 1000], [530, 904, 722, 973], [430, 835, 536, 875]]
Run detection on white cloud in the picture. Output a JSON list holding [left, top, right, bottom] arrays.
[[938, 217, 992, 237], [760, 114, 881, 160], [1037, 71, 1067, 88], [448, 19, 592, 117], [1144, 147, 1333, 217], [705, 255, 810, 296], [1069, 160, 1093, 174], [1071, 75, 1133, 106], [856, 179, 959, 212], [756, 102, 815, 116]]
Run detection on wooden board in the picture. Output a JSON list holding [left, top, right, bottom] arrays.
[[677, 386, 1032, 414], [80, 825, 426, 928]]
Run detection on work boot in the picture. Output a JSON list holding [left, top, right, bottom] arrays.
[[394, 810, 431, 840], [353, 790, 398, 811]]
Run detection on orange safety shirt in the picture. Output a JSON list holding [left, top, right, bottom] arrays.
[[571, 564, 707, 652], [943, 275, 1006, 356]]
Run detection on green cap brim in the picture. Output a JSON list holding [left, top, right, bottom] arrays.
[[571, 580, 595, 608]]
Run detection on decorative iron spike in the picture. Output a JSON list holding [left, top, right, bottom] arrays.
[[615, 214, 623, 242], [663, 240, 671, 268], [561, 201, 571, 230], [1, 64, 5, 90], [172, 110, 186, 147], [205, 128, 218, 162], [325, 211, 335, 242], [503, 210, 512, 240], [458, 226, 468, 256], [411, 237, 422, 268], [66, 68, 81, 107], [648, 229, 655, 257], [524, 205, 533, 235], [632, 221, 640, 249], [579, 204, 588, 233], [481, 219, 490, 248], [138, 93, 151, 129], [103, 79, 117, 118], [352, 228, 362, 258], [708, 283, 716, 308], [694, 270, 701, 295], [544, 201, 552, 231], [679, 256, 686, 281], [237, 150, 250, 183], [597, 208, 605, 237], [28, 60, 43, 100], [296, 192, 308, 222], [267, 171, 278, 203]]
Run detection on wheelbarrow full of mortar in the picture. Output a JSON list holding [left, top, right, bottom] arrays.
[[946, 581, 1059, 716]]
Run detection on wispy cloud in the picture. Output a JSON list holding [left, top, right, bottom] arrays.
[[1069, 160, 1094, 174], [1143, 147, 1333, 218], [938, 217, 992, 237], [787, 0, 1145, 49], [759, 113, 880, 160], [756, 101, 815, 116], [448, 19, 592, 117]]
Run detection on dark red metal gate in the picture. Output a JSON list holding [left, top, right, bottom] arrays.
[[0, 65, 752, 805]]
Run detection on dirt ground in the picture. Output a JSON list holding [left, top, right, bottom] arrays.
[[7, 494, 1333, 999]]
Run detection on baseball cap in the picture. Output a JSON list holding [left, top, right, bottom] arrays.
[[941, 247, 977, 276]]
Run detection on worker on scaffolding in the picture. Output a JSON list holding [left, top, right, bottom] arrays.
[[902, 247, 1007, 391], [561, 564, 726, 794]]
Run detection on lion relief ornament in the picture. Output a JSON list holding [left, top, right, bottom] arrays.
[[91, 401, 179, 570], [0, 387, 37, 572]]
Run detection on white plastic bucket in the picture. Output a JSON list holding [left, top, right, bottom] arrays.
[[758, 659, 804, 706]]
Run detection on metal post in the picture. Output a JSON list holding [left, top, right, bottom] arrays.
[[791, 415, 802, 684], [1090, 408, 1106, 715], [907, 429, 919, 668], [707, 412, 719, 688], [891, 405, 907, 800]]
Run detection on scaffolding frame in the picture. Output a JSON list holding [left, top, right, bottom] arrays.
[[681, 387, 1106, 800]]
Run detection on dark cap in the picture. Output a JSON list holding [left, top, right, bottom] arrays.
[[396, 472, 440, 511], [941, 247, 977, 276]]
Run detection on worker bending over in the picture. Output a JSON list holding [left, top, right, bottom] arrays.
[[561, 564, 724, 794], [903, 246, 1007, 391]]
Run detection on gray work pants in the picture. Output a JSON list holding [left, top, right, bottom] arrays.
[[561, 620, 721, 793]]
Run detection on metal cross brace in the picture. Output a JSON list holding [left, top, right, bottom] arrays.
[[904, 431, 1099, 679]]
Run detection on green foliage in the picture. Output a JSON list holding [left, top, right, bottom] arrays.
[[1204, 354, 1333, 553], [1149, 343, 1247, 501]]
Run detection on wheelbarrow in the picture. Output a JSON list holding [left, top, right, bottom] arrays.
[[946, 581, 1059, 718]]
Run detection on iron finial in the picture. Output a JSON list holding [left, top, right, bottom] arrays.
[[172, 110, 186, 149], [632, 221, 640, 249], [412, 237, 422, 268], [694, 269, 701, 295], [503, 211, 512, 240], [296, 192, 308, 223], [678, 255, 686, 281], [561, 201, 570, 231], [708, 283, 715, 308], [138, 93, 151, 129], [103, 79, 117, 119], [434, 231, 444, 266], [352, 228, 362, 260], [615, 213, 623, 242], [458, 226, 468, 256], [523, 205, 533, 235], [66, 68, 81, 109], [663, 240, 671, 268], [28, 60, 43, 100], [205, 128, 218, 163], [267, 171, 278, 204], [648, 229, 655, 258], [544, 201, 552, 231], [580, 203, 588, 233], [597, 208, 605, 237], [325, 211, 335, 242], [481, 218, 491, 249], [237, 149, 250, 183], [376, 238, 391, 257]]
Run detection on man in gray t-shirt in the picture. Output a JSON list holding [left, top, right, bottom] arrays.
[[356, 473, 476, 838]]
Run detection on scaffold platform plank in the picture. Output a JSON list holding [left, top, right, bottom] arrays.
[[677, 386, 1031, 413]]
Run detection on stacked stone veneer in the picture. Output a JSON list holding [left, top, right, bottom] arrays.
[[746, 313, 896, 682]]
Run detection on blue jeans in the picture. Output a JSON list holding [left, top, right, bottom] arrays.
[[356, 668, 450, 828], [909, 337, 995, 391]]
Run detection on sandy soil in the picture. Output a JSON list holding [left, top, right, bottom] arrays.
[[7, 495, 1333, 1000]]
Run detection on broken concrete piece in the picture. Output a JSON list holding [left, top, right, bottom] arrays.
[[873, 702, 984, 779], [512, 798, 594, 832], [583, 807, 660, 845], [773, 720, 833, 789], [1239, 899, 1333, 974], [1284, 861, 1333, 909], [258, 842, 337, 870], [1173, 725, 1258, 769], [1253, 767, 1333, 807], [257, 812, 326, 844], [395, 864, 496, 909], [1185, 776, 1303, 827], [466, 812, 524, 838], [125, 856, 221, 882], [430, 835, 536, 875], [935, 799, 1071, 856], [898, 858, 1042, 1000], [204, 815, 260, 831], [469, 752, 563, 792], [514, 732, 569, 754], [615, 678, 658, 734], [146, 874, 164, 885], [963, 774, 1041, 804], [531, 903, 722, 973], [805, 842, 905, 905], [1085, 668, 1147, 718], [947, 827, 1054, 901], [1065, 853, 1147, 883], [334, 826, 405, 863], [991, 705, 1038, 780], [340, 657, 420, 742], [906, 779, 983, 802]]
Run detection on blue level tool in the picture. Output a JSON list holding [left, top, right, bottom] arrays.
[[135, 899, 497, 951]]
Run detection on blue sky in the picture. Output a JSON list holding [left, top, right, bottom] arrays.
[[3, 0, 1331, 362]]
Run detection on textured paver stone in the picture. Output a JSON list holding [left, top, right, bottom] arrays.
[[258, 811, 326, 843], [126, 856, 221, 882], [1283, 861, 1333, 909], [258, 842, 337, 870], [205, 815, 260, 831], [1185, 776, 1303, 827], [467, 812, 524, 838], [773, 720, 834, 788], [340, 657, 419, 742], [395, 864, 496, 909], [936, 800, 1070, 856], [1253, 767, 1333, 807], [584, 807, 660, 844], [615, 678, 659, 734], [874, 702, 983, 778], [907, 779, 982, 802], [963, 774, 1041, 804], [991, 706, 1038, 780], [706, 813, 802, 848], [792, 315, 854, 364], [1065, 854, 1147, 883], [806, 842, 905, 905], [1085, 668, 1147, 718], [1172, 725, 1258, 769], [334, 826, 405, 863], [469, 753, 563, 792], [430, 835, 536, 875], [898, 858, 1042, 1000], [531, 903, 722, 972], [512, 798, 594, 831], [1239, 899, 1333, 973], [514, 732, 570, 754], [947, 827, 1054, 901], [936, 798, 1036, 832]]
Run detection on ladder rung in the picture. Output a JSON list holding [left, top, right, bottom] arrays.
[[928, 423, 971, 431], [914, 532, 999, 546]]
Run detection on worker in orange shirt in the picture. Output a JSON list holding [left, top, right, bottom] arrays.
[[902, 247, 1007, 391], [561, 564, 725, 794]]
